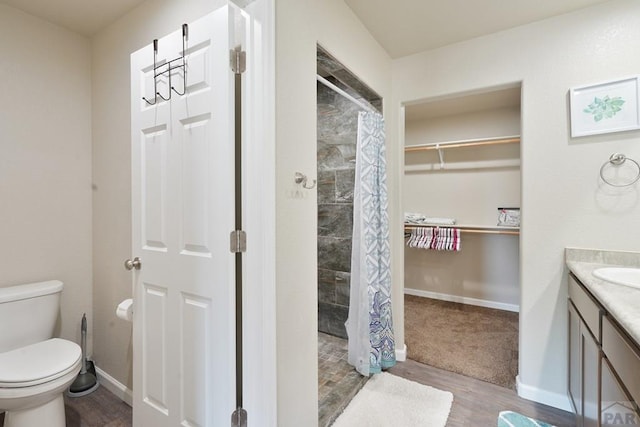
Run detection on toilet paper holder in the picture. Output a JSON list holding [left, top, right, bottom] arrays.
[[116, 299, 134, 322]]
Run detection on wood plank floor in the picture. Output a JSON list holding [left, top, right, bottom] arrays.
[[64, 386, 132, 427], [1, 361, 575, 426], [389, 359, 576, 427], [0, 386, 132, 427]]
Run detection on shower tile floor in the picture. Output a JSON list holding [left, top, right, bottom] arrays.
[[318, 332, 368, 427]]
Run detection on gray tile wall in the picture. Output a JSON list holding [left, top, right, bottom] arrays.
[[317, 82, 360, 339]]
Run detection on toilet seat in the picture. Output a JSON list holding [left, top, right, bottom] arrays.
[[0, 338, 81, 388]]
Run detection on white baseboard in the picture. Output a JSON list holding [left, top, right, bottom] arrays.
[[516, 375, 573, 412], [95, 366, 133, 407], [395, 343, 407, 362], [404, 288, 519, 313]]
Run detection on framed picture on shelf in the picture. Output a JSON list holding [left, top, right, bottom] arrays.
[[570, 76, 640, 137]]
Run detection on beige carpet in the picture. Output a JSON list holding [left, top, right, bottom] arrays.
[[404, 295, 519, 389], [332, 372, 453, 427]]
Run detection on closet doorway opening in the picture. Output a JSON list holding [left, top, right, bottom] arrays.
[[402, 84, 522, 390], [315, 45, 383, 427]]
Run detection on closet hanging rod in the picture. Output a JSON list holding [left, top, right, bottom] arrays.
[[404, 224, 520, 236], [405, 135, 520, 153], [316, 74, 377, 114]]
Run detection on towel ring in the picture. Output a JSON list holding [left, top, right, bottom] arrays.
[[599, 153, 640, 187]]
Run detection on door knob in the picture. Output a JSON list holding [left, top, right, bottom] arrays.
[[124, 257, 142, 271]]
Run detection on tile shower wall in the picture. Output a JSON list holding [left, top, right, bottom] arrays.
[[317, 81, 361, 338]]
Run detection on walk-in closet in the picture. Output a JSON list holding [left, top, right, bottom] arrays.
[[403, 85, 522, 389]]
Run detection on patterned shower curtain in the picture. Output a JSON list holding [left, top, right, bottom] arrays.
[[346, 111, 396, 376]]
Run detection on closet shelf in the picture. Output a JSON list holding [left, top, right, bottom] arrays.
[[404, 159, 520, 172], [404, 223, 520, 236], [405, 135, 520, 153]]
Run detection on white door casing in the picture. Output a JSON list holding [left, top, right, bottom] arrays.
[[130, 6, 236, 426]]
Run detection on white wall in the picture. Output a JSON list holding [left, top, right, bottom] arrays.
[[405, 235, 520, 308], [405, 107, 521, 146], [275, 0, 393, 425], [0, 5, 92, 346], [393, 0, 640, 409], [405, 107, 521, 225]]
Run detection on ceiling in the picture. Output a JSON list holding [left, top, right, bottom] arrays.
[[343, 0, 612, 58], [0, 0, 146, 36], [2, 0, 611, 53]]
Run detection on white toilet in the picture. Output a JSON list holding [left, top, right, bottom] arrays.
[[0, 280, 82, 427]]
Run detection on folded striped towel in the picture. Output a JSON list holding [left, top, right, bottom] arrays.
[[404, 212, 456, 225]]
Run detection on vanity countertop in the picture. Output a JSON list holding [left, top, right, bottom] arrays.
[[566, 248, 640, 346]]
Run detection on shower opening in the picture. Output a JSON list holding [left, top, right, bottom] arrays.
[[316, 45, 382, 427]]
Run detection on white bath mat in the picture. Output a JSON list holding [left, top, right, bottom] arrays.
[[332, 372, 453, 427]]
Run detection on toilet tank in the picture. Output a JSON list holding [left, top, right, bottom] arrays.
[[0, 280, 64, 353]]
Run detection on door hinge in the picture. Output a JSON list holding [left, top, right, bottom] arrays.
[[230, 46, 246, 74], [230, 230, 247, 253], [231, 407, 248, 427]]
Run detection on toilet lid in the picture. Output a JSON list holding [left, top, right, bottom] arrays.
[[0, 338, 81, 388]]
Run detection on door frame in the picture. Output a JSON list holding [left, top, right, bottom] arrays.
[[236, 0, 277, 424]]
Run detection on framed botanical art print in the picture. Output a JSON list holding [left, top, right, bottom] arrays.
[[570, 76, 640, 137]]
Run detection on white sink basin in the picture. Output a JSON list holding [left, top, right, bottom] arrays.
[[592, 267, 640, 290]]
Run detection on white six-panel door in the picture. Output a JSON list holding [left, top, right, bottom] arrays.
[[130, 6, 236, 426]]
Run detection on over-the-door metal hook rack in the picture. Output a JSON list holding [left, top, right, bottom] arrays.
[[143, 24, 189, 105]]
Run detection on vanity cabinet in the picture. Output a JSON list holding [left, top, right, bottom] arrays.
[[568, 273, 640, 427]]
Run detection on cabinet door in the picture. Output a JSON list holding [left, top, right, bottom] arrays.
[[569, 302, 583, 424], [569, 299, 600, 427], [582, 325, 599, 427], [601, 357, 640, 426], [602, 315, 640, 406]]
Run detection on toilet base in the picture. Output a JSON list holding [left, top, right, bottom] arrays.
[[3, 394, 66, 427]]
